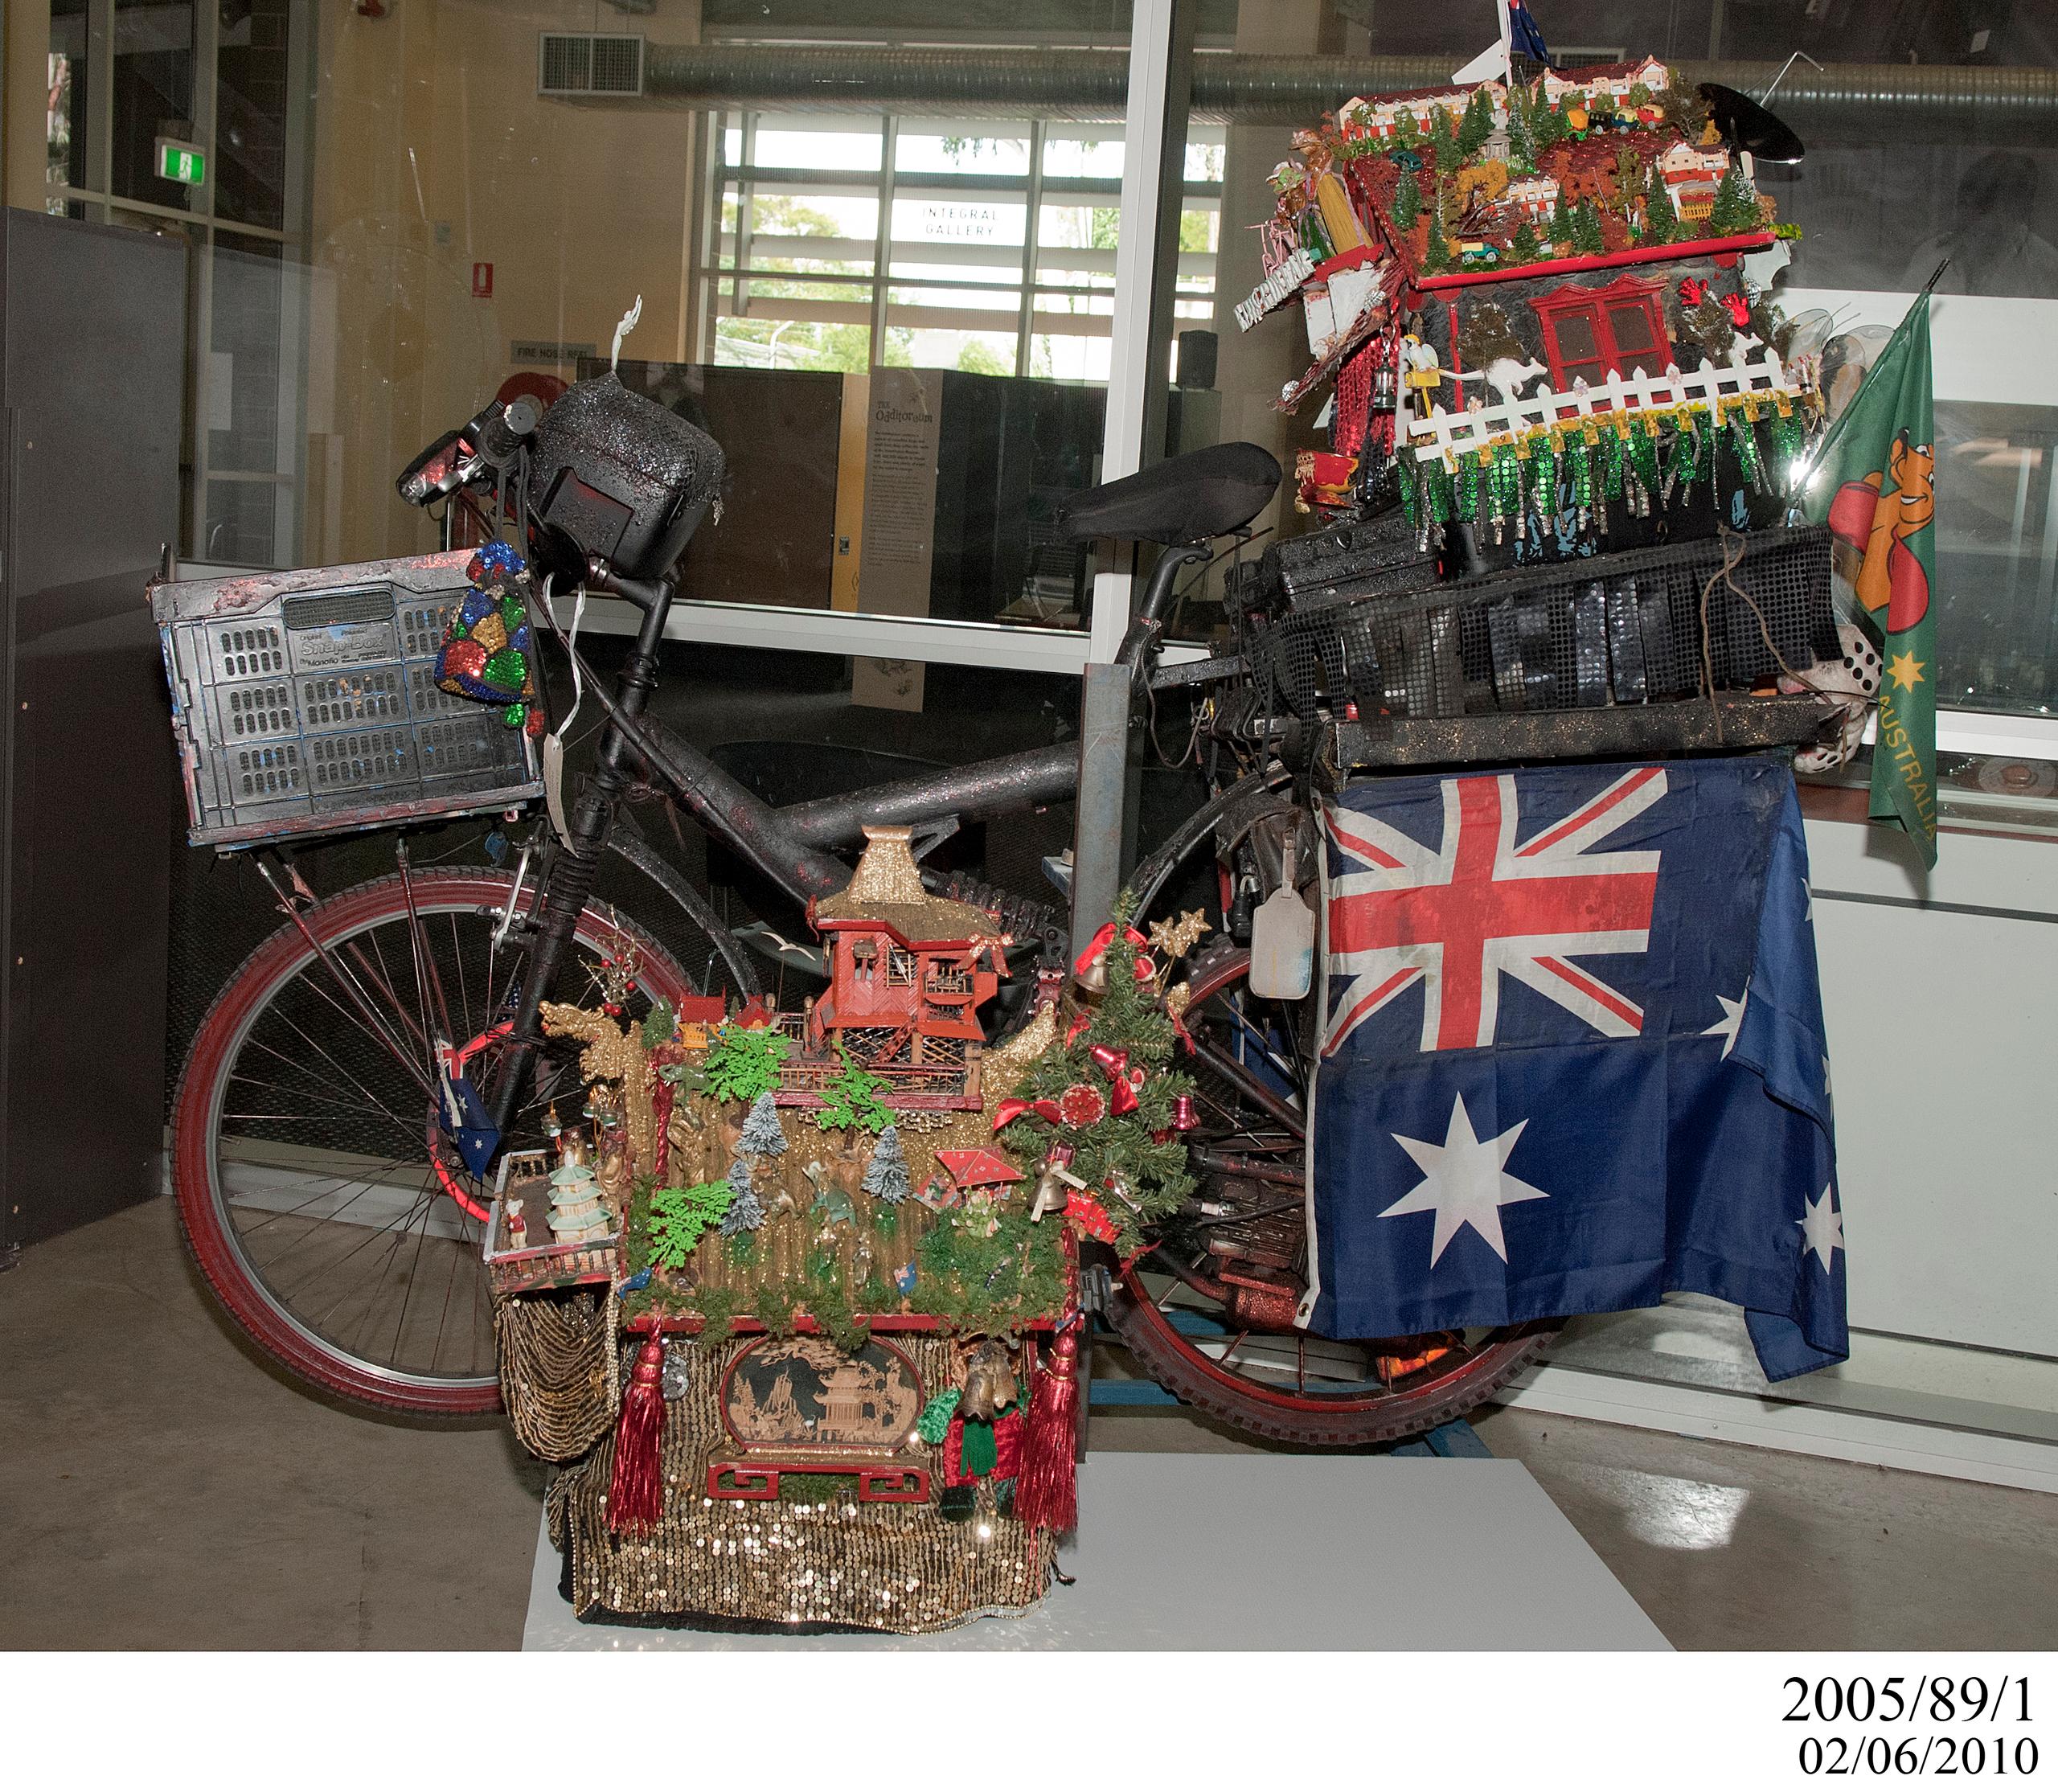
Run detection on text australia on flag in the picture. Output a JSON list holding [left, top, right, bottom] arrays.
[[1306, 757, 1847, 1383]]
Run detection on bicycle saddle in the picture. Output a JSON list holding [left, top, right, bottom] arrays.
[[1057, 441, 1281, 547]]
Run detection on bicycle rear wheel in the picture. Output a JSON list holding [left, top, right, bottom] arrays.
[[1106, 910, 1558, 1445], [170, 867, 699, 1415]]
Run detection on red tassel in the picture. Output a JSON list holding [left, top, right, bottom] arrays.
[[1014, 1327, 1080, 1536], [606, 1335, 667, 1536]]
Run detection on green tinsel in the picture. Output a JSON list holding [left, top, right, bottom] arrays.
[[1457, 455, 1482, 523], [1425, 461, 1454, 523], [1730, 415, 1767, 492], [1625, 430, 1662, 503], [959, 1418, 998, 1478], [1398, 464, 1421, 528], [1600, 429, 1625, 502], [1571, 441, 1594, 514], [917, 1388, 961, 1445]]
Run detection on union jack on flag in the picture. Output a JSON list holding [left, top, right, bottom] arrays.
[[1324, 765, 1666, 1056], [1306, 756, 1847, 1383]]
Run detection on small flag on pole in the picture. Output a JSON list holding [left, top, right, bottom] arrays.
[[1805, 286, 1940, 865]]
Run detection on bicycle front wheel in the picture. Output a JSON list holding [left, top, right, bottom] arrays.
[[170, 868, 698, 1415]]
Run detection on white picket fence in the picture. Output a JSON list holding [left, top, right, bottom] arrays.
[[1402, 351, 1806, 464]]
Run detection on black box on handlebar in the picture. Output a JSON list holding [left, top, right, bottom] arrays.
[[150, 552, 545, 850], [524, 376, 726, 582]]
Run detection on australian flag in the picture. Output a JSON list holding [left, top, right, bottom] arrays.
[[1306, 753, 1846, 1381]]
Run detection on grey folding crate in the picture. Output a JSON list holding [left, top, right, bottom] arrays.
[[151, 551, 546, 851]]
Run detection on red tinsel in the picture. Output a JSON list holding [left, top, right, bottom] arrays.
[[1015, 1327, 1080, 1536], [605, 1335, 667, 1535], [1332, 342, 1375, 457]]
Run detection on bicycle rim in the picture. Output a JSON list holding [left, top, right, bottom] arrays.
[[172, 869, 694, 1414]]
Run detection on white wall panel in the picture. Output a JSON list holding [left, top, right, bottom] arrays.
[[1806, 817, 2058, 1356]]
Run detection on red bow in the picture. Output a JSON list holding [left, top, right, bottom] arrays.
[[1072, 921, 1154, 982], [992, 1097, 1063, 1132]]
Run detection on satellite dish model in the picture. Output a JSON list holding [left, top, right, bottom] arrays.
[[1699, 82, 1807, 164]]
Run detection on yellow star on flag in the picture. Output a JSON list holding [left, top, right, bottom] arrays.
[[1886, 650, 1925, 691]]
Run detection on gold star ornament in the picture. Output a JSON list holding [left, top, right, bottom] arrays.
[[1146, 909, 1210, 963]]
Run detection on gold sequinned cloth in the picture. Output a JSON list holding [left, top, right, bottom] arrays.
[[497, 1290, 617, 1462], [548, 1334, 1056, 1634]]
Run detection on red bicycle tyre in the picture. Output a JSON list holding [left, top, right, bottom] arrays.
[[1105, 943, 1560, 1446], [171, 869, 695, 1417]]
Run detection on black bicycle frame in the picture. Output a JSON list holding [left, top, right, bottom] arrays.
[[486, 538, 1207, 1136]]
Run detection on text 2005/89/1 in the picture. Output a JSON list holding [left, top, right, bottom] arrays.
[[1785, 1678, 2037, 1778]]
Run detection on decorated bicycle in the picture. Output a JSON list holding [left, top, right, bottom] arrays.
[[150, 14, 1928, 1630]]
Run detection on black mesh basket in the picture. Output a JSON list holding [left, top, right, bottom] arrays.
[[1251, 524, 1837, 730]]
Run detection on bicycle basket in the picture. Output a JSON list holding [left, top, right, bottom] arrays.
[[151, 552, 545, 850], [1250, 523, 1838, 728]]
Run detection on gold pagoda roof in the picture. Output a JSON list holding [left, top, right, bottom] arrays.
[[813, 826, 1002, 946]]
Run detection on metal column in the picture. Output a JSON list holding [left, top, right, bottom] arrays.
[[1070, 0, 1192, 959]]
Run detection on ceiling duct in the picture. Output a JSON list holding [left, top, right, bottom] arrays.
[[633, 41, 2055, 142]]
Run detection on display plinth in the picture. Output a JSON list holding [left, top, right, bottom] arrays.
[[523, 1450, 1669, 1651]]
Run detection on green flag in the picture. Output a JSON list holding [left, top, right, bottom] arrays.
[[1803, 292, 1938, 865]]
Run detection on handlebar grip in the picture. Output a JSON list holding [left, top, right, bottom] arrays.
[[475, 396, 542, 470]]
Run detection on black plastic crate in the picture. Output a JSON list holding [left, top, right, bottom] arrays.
[[1252, 525, 1837, 727]]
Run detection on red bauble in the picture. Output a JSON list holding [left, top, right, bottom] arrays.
[[1170, 1093, 1200, 1132], [1109, 1075, 1141, 1118], [1058, 1082, 1106, 1129]]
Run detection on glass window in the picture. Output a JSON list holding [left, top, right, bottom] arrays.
[[47, 0, 90, 202], [111, 0, 197, 209]]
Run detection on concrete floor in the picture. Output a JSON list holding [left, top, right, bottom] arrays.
[[6, 1196, 2058, 1651]]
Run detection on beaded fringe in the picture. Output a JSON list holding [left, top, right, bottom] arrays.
[[551, 1333, 1056, 1634], [497, 1291, 617, 1462]]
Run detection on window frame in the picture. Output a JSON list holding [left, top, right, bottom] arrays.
[[1530, 273, 1672, 394]]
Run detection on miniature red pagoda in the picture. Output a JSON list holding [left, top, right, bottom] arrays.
[[777, 824, 1010, 1112]]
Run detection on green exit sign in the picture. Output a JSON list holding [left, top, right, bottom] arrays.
[[155, 139, 206, 186]]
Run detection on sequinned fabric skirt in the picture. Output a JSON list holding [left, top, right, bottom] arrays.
[[547, 1334, 1056, 1634]]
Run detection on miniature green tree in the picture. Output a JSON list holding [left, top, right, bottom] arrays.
[[1639, 188, 1675, 245], [814, 1044, 895, 1134], [703, 1021, 792, 1105], [1428, 105, 1460, 174], [1510, 218, 1543, 262], [649, 1178, 738, 1268], [1533, 101, 1569, 150], [719, 1183, 765, 1236], [1572, 201, 1607, 256], [862, 1124, 912, 1205], [738, 1089, 789, 1155], [1626, 81, 1654, 110], [1506, 101, 1535, 174], [1548, 191, 1575, 248], [1709, 166, 1757, 236], [1457, 88, 1495, 159], [1389, 170, 1421, 231]]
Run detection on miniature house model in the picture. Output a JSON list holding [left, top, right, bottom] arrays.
[[805, 826, 1006, 1073], [1246, 55, 1820, 551]]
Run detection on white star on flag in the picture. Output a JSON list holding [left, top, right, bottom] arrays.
[[1801, 1184, 1844, 1273], [1380, 1093, 1552, 1265], [1703, 986, 1748, 1058]]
